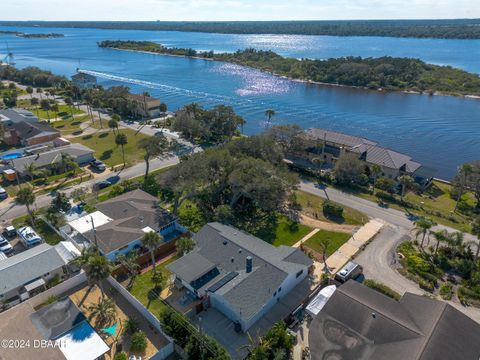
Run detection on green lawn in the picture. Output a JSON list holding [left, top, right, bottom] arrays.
[[128, 256, 178, 317], [33, 104, 84, 120], [11, 217, 63, 246], [355, 180, 474, 232], [51, 115, 90, 135], [256, 215, 313, 247], [296, 190, 367, 225], [303, 230, 351, 257], [74, 129, 150, 167]]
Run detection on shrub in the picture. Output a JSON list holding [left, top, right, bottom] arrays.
[[439, 282, 453, 300], [114, 352, 128, 360], [322, 201, 344, 218], [129, 331, 147, 353], [124, 317, 140, 335], [363, 279, 401, 300]]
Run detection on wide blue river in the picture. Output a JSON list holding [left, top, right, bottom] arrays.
[[1, 25, 479, 179]]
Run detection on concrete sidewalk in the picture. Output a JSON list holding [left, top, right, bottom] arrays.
[[324, 219, 384, 274]]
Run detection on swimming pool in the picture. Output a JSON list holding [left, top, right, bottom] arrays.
[[0, 153, 22, 160]]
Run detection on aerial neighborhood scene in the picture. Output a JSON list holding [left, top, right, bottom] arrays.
[[0, 1, 480, 359]]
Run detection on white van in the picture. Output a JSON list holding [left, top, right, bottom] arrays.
[[17, 226, 43, 248]]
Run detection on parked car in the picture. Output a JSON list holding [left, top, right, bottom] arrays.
[[17, 226, 43, 248], [93, 180, 112, 190], [90, 159, 106, 172], [3, 225, 16, 238], [0, 235, 13, 254], [0, 186, 8, 200], [334, 261, 363, 283]]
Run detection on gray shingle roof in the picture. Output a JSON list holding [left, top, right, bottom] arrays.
[[0, 244, 68, 297], [12, 143, 94, 172], [167, 223, 312, 321], [307, 128, 377, 148], [0, 108, 38, 123], [309, 280, 480, 360], [166, 252, 216, 284], [84, 189, 175, 254], [12, 121, 59, 141]]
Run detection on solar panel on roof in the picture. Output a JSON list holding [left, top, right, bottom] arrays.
[[208, 271, 239, 293]]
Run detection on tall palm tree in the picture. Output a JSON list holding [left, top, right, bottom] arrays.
[[398, 175, 414, 202], [371, 164, 382, 195], [26, 86, 34, 104], [15, 186, 36, 223], [432, 230, 447, 254], [88, 297, 116, 327], [264, 109, 276, 127], [117, 250, 140, 281], [141, 231, 163, 275], [317, 237, 331, 273], [108, 116, 119, 135], [413, 217, 436, 248], [115, 133, 128, 168], [454, 164, 473, 212], [23, 162, 38, 182], [82, 254, 112, 299]]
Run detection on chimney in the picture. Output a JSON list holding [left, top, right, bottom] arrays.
[[246, 256, 252, 273]]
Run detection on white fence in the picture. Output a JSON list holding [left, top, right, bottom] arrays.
[[106, 276, 174, 359], [28, 271, 87, 308]]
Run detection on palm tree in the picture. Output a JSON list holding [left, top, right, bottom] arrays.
[[117, 250, 140, 287], [454, 164, 473, 212], [40, 99, 51, 121], [317, 237, 331, 273], [23, 162, 38, 182], [108, 117, 119, 135], [398, 175, 414, 202], [141, 231, 163, 275], [176, 236, 195, 256], [82, 254, 112, 299], [371, 164, 382, 195], [26, 86, 34, 104], [16, 186, 36, 223], [264, 109, 276, 127], [432, 230, 447, 254], [138, 136, 172, 182], [446, 231, 465, 257], [115, 133, 128, 168], [470, 217, 480, 258], [413, 217, 436, 248], [88, 297, 116, 327]]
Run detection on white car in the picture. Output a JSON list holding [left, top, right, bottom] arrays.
[[0, 235, 13, 254], [0, 187, 8, 200]]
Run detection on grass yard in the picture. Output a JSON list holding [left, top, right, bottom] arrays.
[[257, 215, 313, 247], [296, 190, 367, 225], [355, 180, 474, 232], [303, 229, 351, 257], [74, 129, 150, 167], [31, 104, 84, 120], [128, 256, 179, 317], [11, 217, 63, 245], [51, 115, 90, 135]]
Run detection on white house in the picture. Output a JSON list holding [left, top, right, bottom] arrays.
[[167, 223, 313, 332]]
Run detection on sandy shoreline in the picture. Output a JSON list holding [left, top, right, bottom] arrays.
[[105, 47, 480, 100]]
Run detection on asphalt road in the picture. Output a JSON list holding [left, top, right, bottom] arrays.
[[0, 155, 180, 225]]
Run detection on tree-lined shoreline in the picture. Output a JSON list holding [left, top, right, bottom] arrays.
[[2, 19, 480, 39], [98, 40, 480, 97]]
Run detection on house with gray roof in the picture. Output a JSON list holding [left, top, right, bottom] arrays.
[[0, 243, 79, 308], [290, 127, 435, 187], [167, 222, 313, 332], [309, 280, 480, 360], [10, 143, 94, 178], [0, 109, 60, 146], [63, 189, 185, 261]]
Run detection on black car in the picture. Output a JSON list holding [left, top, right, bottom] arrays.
[[90, 159, 106, 172], [93, 180, 112, 190]]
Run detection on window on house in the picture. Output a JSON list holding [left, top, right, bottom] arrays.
[[296, 270, 303, 278]]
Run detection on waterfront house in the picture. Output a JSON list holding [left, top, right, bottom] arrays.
[[62, 189, 185, 261], [308, 280, 480, 360], [127, 93, 162, 118], [289, 127, 435, 188], [71, 71, 97, 89], [167, 222, 313, 332]]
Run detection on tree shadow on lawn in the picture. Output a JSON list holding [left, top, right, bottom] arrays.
[[146, 286, 162, 309], [99, 132, 109, 139], [100, 149, 113, 161]]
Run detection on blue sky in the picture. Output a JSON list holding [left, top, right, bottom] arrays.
[[2, 0, 479, 21]]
